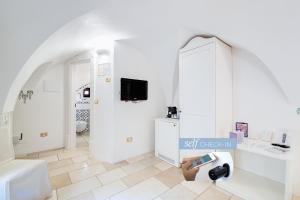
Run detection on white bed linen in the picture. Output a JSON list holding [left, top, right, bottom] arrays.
[[0, 159, 52, 200]]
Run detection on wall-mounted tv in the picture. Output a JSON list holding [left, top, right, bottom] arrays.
[[121, 78, 148, 101]]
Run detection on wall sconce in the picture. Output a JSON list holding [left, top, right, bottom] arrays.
[[18, 90, 34, 103]]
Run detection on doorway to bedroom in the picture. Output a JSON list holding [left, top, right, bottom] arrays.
[[68, 57, 93, 150]]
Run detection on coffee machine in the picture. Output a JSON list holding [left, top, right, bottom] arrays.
[[167, 107, 178, 119]]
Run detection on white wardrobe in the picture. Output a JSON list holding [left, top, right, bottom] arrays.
[[179, 37, 233, 160]]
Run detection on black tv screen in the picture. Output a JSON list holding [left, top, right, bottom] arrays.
[[121, 78, 148, 101]]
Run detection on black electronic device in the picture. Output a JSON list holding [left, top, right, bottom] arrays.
[[208, 164, 230, 181], [271, 143, 290, 149], [121, 78, 148, 101], [83, 87, 90, 98], [167, 107, 177, 118]]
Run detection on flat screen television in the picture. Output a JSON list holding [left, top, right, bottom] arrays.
[[121, 78, 148, 101]]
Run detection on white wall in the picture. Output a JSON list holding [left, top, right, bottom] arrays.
[[92, 49, 115, 163], [0, 0, 100, 112], [232, 48, 300, 194], [233, 49, 299, 138], [13, 64, 65, 155], [0, 112, 14, 163], [73, 63, 91, 92], [113, 41, 165, 162], [91, 42, 165, 163], [0, 127, 12, 162]]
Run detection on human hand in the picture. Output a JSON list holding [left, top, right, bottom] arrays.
[[181, 157, 200, 181]]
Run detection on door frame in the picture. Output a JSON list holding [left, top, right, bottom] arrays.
[[65, 52, 94, 149]]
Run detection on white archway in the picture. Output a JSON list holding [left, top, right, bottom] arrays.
[[3, 0, 300, 114]]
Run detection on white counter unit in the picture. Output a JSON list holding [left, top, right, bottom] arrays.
[[155, 118, 180, 167], [217, 138, 294, 200]]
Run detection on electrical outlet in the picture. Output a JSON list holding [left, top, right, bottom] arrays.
[[126, 137, 133, 143], [40, 132, 48, 137]]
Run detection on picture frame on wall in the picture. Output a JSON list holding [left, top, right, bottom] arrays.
[[236, 122, 248, 137]]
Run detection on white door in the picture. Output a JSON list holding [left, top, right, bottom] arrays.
[[179, 43, 215, 159]]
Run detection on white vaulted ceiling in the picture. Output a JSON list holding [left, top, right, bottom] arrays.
[[1, 0, 300, 112]]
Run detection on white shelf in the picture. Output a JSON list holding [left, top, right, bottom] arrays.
[[217, 168, 285, 200], [156, 118, 179, 123], [237, 139, 292, 161]]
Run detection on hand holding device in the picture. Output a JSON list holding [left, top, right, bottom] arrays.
[[181, 152, 233, 182], [181, 153, 217, 181], [181, 156, 201, 181], [191, 153, 217, 168]]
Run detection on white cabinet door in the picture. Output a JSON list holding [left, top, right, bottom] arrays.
[[179, 43, 215, 140], [156, 120, 178, 165]]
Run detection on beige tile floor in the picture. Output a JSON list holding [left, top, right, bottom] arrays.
[[15, 133, 300, 200], [17, 144, 244, 200], [16, 134, 247, 200], [76, 132, 90, 148]]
